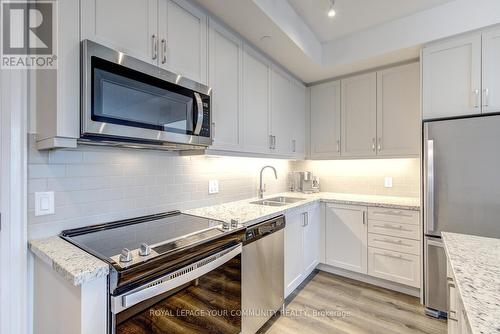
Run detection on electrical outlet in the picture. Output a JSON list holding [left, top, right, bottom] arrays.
[[384, 177, 393, 188], [208, 180, 219, 194], [35, 191, 55, 216]]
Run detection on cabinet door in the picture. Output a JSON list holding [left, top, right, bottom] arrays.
[[291, 81, 306, 158], [310, 81, 341, 159], [243, 46, 271, 154], [325, 204, 368, 274], [271, 68, 293, 156], [376, 63, 420, 156], [482, 27, 500, 114], [303, 205, 320, 276], [367, 247, 420, 288], [159, 0, 208, 84], [284, 211, 304, 298], [422, 35, 481, 119], [81, 0, 158, 64], [341, 73, 377, 157], [208, 20, 243, 151]]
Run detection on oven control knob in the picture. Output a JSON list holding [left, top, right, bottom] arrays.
[[119, 248, 133, 262], [139, 243, 151, 257]]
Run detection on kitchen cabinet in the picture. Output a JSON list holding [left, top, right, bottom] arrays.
[[341, 73, 377, 158], [284, 204, 321, 297], [81, 0, 158, 64], [270, 68, 294, 155], [208, 19, 243, 151], [447, 259, 472, 334], [82, 0, 207, 83], [367, 247, 420, 288], [158, 0, 208, 84], [325, 204, 368, 274], [422, 34, 482, 119], [243, 45, 271, 154], [310, 81, 341, 159], [482, 27, 500, 114], [290, 80, 307, 158], [376, 63, 420, 156]]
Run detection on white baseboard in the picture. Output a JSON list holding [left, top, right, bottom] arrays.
[[317, 264, 421, 298]]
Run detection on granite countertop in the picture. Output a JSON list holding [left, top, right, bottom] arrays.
[[185, 192, 420, 227], [29, 236, 109, 286], [442, 232, 500, 334], [29, 192, 419, 286]]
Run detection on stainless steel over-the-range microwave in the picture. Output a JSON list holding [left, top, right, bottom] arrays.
[[81, 40, 212, 150]]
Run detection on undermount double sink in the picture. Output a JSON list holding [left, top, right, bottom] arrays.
[[251, 196, 306, 207]]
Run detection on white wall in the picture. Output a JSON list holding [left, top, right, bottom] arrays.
[[293, 158, 420, 198], [27, 135, 292, 239]]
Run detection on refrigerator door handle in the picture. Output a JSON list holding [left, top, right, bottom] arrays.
[[425, 137, 435, 235]]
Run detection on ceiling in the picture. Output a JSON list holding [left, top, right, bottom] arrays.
[[195, 0, 498, 83], [287, 0, 455, 42]]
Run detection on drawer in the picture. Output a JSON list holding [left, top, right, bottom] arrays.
[[368, 220, 420, 240], [368, 207, 419, 225], [368, 247, 420, 288], [368, 233, 420, 255]]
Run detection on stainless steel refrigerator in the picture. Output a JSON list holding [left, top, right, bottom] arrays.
[[423, 115, 500, 316]]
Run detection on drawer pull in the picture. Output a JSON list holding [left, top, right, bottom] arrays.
[[382, 252, 404, 259], [373, 210, 412, 217], [374, 238, 410, 247], [376, 223, 411, 232]]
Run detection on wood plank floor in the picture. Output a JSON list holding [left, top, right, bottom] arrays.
[[259, 271, 447, 334]]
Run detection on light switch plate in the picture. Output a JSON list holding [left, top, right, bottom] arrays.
[[384, 177, 393, 188], [35, 191, 55, 216], [208, 180, 219, 194]]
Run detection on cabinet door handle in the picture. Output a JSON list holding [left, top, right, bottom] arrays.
[[161, 38, 167, 64], [269, 135, 274, 149], [377, 137, 382, 152], [152, 34, 158, 60], [305, 212, 308, 226], [382, 252, 403, 259], [336, 139, 340, 152], [362, 211, 366, 224], [292, 139, 296, 152], [372, 138, 376, 152], [211, 122, 216, 139], [484, 88, 489, 107], [474, 89, 480, 108], [273, 136, 276, 149]]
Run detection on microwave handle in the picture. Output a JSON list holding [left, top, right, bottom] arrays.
[[193, 92, 204, 135]]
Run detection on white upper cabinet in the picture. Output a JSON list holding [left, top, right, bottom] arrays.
[[376, 63, 420, 157], [341, 73, 377, 157], [422, 35, 482, 120], [271, 68, 293, 156], [243, 45, 271, 154], [291, 81, 307, 158], [81, 0, 158, 64], [310, 81, 341, 159], [325, 204, 368, 274], [208, 20, 243, 151], [482, 27, 500, 114], [159, 0, 208, 84]]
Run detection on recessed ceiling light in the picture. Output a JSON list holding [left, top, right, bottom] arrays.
[[327, 0, 336, 17]]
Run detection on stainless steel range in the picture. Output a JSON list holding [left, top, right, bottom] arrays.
[[61, 211, 245, 334]]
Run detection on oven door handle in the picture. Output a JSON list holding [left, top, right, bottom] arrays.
[[193, 92, 204, 135], [111, 244, 241, 314]]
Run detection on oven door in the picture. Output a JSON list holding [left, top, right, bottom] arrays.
[[82, 40, 212, 147], [110, 244, 241, 334]]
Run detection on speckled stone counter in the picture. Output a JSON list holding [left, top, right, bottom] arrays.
[[442, 232, 500, 334], [185, 192, 420, 227], [29, 192, 419, 285], [29, 236, 109, 286]]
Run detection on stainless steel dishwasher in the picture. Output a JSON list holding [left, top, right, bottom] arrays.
[[242, 215, 285, 334]]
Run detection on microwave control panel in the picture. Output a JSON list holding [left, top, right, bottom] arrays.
[[200, 95, 211, 138]]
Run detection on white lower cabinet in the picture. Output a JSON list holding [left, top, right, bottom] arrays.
[[321, 203, 421, 290], [284, 203, 321, 298], [325, 204, 368, 274], [367, 247, 420, 287], [447, 256, 472, 334]]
